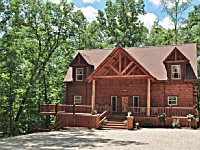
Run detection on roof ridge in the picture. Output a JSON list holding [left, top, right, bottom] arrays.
[[125, 43, 196, 49]]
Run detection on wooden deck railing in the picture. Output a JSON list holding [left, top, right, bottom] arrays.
[[39, 104, 196, 117], [128, 106, 196, 117], [39, 104, 92, 114]]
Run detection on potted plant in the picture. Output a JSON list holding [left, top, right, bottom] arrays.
[[186, 114, 195, 128], [186, 114, 195, 121], [172, 119, 181, 129], [158, 113, 167, 127], [135, 122, 140, 129]]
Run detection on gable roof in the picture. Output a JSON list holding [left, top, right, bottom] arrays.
[[64, 44, 197, 82]]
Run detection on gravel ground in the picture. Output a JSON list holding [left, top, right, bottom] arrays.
[[0, 128, 200, 150]]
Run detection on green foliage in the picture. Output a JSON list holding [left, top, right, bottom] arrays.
[[160, 0, 192, 44], [186, 114, 195, 121], [97, 0, 148, 47], [172, 119, 181, 128], [123, 120, 127, 125], [135, 122, 140, 129], [158, 113, 167, 123], [102, 119, 108, 125]]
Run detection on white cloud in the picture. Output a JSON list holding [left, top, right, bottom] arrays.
[[138, 13, 157, 31], [82, 0, 100, 3], [51, 0, 72, 4], [139, 13, 174, 30], [158, 16, 174, 29], [75, 6, 98, 23], [149, 0, 160, 6]]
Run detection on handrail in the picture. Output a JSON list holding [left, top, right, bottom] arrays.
[[99, 117, 107, 124], [100, 110, 108, 118]]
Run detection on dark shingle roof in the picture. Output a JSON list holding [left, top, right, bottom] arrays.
[[64, 44, 197, 82]]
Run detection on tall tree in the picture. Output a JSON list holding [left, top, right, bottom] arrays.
[[0, 0, 79, 136], [160, 0, 192, 44], [97, 0, 148, 48], [184, 4, 200, 56]]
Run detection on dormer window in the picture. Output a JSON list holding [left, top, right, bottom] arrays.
[[76, 68, 83, 81], [172, 65, 181, 80]]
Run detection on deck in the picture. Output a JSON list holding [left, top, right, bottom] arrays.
[[38, 104, 198, 130]]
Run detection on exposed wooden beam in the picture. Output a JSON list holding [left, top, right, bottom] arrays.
[[165, 60, 189, 64], [94, 75, 149, 79], [121, 62, 134, 75], [175, 49, 177, 61], [147, 78, 151, 117], [119, 52, 122, 73], [91, 80, 95, 114], [109, 64, 119, 75], [127, 65, 137, 75]]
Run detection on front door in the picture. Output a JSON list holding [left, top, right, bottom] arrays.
[[122, 97, 128, 112]]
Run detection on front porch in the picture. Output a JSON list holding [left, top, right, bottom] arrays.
[[38, 104, 198, 130]]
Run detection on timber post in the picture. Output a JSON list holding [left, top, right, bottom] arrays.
[[147, 78, 151, 116], [91, 80, 96, 114], [73, 103, 75, 126]]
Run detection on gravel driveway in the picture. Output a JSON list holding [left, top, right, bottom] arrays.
[[0, 128, 200, 150]]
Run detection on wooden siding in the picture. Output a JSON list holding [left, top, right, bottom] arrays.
[[56, 113, 100, 129]]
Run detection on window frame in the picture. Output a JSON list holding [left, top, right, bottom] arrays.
[[171, 65, 181, 80], [74, 95, 82, 104], [76, 68, 83, 81], [133, 96, 139, 107], [168, 96, 177, 106]]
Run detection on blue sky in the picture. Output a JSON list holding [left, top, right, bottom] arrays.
[[52, 0, 200, 31]]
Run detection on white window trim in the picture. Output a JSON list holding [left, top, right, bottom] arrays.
[[76, 68, 83, 81], [168, 96, 177, 106], [133, 96, 139, 107], [111, 96, 117, 112], [74, 95, 82, 104], [171, 65, 181, 80]]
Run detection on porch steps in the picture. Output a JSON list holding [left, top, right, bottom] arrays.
[[101, 121, 127, 130], [107, 114, 126, 122]]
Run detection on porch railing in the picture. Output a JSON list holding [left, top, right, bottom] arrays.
[[128, 106, 196, 117], [39, 104, 196, 117]]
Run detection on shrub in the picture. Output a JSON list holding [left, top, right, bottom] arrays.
[[172, 119, 181, 128]]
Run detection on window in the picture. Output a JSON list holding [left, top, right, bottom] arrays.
[[111, 96, 117, 112], [74, 96, 82, 104], [168, 96, 177, 105], [133, 96, 139, 107], [76, 68, 83, 81], [171, 65, 181, 79]]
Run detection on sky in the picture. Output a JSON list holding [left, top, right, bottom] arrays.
[[50, 0, 200, 31]]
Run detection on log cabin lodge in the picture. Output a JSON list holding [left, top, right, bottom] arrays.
[[38, 44, 198, 130]]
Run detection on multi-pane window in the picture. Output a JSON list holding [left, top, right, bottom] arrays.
[[168, 96, 177, 105], [76, 68, 83, 81], [74, 96, 82, 104], [171, 65, 181, 79]]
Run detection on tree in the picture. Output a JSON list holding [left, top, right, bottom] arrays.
[[97, 0, 148, 48], [0, 0, 80, 135], [160, 0, 192, 44], [184, 4, 200, 56]]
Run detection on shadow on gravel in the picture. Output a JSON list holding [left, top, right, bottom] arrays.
[[0, 130, 148, 149]]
